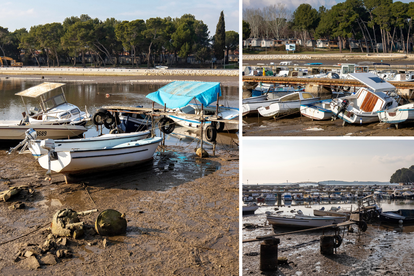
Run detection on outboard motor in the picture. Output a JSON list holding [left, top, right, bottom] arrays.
[[333, 99, 349, 120], [8, 128, 37, 154]]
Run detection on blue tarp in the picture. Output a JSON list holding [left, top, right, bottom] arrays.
[[146, 81, 222, 109]]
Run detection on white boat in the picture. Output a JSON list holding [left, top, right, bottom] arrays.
[[265, 193, 276, 201], [146, 81, 238, 132], [300, 99, 333, 120], [257, 92, 320, 117], [267, 214, 346, 228], [16, 82, 91, 126], [25, 130, 151, 158], [377, 103, 414, 127], [0, 120, 87, 141], [283, 193, 292, 201], [313, 207, 350, 217], [375, 70, 414, 82], [330, 73, 399, 124], [34, 136, 162, 176], [243, 202, 259, 215]]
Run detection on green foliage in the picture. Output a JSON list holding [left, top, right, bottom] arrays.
[[243, 21, 251, 41], [390, 166, 414, 184], [214, 11, 225, 60], [292, 4, 319, 33]]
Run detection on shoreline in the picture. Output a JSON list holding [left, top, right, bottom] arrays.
[[243, 53, 414, 61]]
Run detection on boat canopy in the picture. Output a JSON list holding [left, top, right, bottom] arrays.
[[146, 81, 222, 109], [349, 73, 395, 92], [15, 82, 65, 98]]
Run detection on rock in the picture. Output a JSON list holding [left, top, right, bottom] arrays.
[[57, 237, 67, 246], [103, 238, 108, 248], [40, 254, 57, 265], [47, 234, 54, 240], [8, 202, 25, 210], [72, 227, 84, 239], [24, 251, 34, 258], [196, 148, 209, 158], [42, 239, 56, 251], [20, 256, 40, 270], [278, 256, 288, 264], [56, 250, 65, 258]]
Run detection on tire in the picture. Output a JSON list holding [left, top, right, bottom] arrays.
[[93, 112, 107, 125], [160, 118, 175, 134], [205, 125, 217, 142], [333, 235, 342, 248], [212, 121, 225, 132], [358, 221, 368, 232], [103, 114, 115, 129]]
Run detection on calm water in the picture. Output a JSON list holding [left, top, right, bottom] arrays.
[[0, 79, 239, 148]]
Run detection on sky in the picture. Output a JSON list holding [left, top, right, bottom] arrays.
[[242, 139, 414, 184], [243, 0, 412, 15], [1, 0, 239, 34]]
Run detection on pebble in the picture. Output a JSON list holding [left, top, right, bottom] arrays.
[[21, 256, 40, 270]]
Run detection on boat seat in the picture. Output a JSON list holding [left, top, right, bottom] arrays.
[[357, 90, 382, 112]]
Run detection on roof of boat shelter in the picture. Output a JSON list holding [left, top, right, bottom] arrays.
[[146, 81, 222, 109], [15, 82, 65, 98], [349, 73, 395, 92]]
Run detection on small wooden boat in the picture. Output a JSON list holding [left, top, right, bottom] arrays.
[[257, 92, 320, 117], [267, 214, 346, 228], [380, 209, 414, 224]]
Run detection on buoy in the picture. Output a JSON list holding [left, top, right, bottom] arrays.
[[105, 93, 110, 98]]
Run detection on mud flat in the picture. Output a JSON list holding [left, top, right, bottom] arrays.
[[0, 145, 239, 275], [243, 213, 414, 275]]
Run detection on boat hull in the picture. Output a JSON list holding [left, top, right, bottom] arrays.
[[300, 100, 333, 120], [378, 104, 414, 124], [267, 215, 346, 228]]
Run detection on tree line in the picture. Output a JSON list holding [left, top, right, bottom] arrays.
[[390, 165, 414, 184], [0, 12, 239, 67], [243, 0, 414, 53]]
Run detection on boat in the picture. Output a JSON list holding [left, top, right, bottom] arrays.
[[243, 202, 259, 215], [330, 73, 399, 124], [380, 209, 414, 224], [18, 129, 161, 179], [300, 99, 333, 120], [146, 81, 238, 132], [375, 69, 414, 82], [265, 193, 276, 201], [15, 82, 91, 126], [313, 206, 349, 217], [0, 120, 87, 141], [283, 193, 292, 201], [377, 103, 414, 127], [20, 129, 151, 158], [267, 214, 346, 228], [257, 92, 320, 117]]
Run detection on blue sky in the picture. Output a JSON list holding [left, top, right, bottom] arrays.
[[243, 0, 412, 14], [242, 139, 414, 184], [1, 0, 239, 34]]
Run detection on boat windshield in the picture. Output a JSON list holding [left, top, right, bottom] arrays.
[[44, 94, 66, 110]]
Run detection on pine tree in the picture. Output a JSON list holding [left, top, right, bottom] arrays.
[[214, 11, 225, 61]]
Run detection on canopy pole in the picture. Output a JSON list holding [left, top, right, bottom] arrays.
[[200, 104, 204, 157], [216, 92, 219, 116], [162, 103, 166, 147], [151, 102, 155, 138]]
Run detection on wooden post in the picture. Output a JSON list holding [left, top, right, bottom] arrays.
[[162, 103, 166, 146], [151, 102, 155, 137], [200, 104, 204, 157], [216, 92, 219, 116]]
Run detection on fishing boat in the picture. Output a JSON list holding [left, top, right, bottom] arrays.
[[330, 73, 399, 124], [377, 103, 414, 127], [0, 120, 87, 141], [300, 99, 333, 120], [146, 81, 238, 132], [243, 202, 259, 215], [267, 214, 346, 228], [380, 209, 414, 224], [15, 82, 91, 126], [257, 92, 320, 117]]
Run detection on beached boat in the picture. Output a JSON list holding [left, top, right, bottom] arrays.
[[146, 81, 238, 132], [300, 99, 333, 120], [377, 103, 414, 127], [314, 207, 350, 217], [330, 73, 399, 124], [243, 203, 259, 215], [16, 82, 91, 126], [380, 209, 414, 224], [375, 70, 414, 82], [267, 214, 346, 228], [0, 120, 87, 141], [257, 92, 320, 117]]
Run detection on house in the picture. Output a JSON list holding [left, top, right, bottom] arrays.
[[261, 39, 274, 48], [316, 39, 329, 48], [250, 38, 261, 47]]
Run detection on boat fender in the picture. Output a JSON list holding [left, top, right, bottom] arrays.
[[212, 121, 225, 132], [103, 114, 115, 129], [93, 111, 109, 125], [333, 235, 342, 248], [159, 118, 175, 134], [358, 221, 368, 232], [205, 125, 217, 142]]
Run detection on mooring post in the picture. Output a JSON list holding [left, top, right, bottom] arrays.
[[277, 193, 282, 207], [260, 238, 280, 272]]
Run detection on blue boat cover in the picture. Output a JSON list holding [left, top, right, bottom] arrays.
[[146, 81, 222, 109]]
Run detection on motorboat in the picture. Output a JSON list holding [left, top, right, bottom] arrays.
[[257, 92, 320, 117], [146, 81, 238, 132], [15, 82, 91, 126], [380, 209, 414, 224], [300, 99, 333, 120], [378, 103, 414, 127], [283, 193, 292, 201], [15, 129, 161, 181], [330, 73, 399, 124], [0, 120, 87, 141], [375, 70, 414, 82], [314, 206, 350, 217], [267, 214, 346, 228], [243, 202, 259, 215]]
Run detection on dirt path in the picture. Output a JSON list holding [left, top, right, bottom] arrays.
[[0, 145, 239, 275]]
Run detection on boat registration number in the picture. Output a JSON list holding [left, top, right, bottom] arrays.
[[37, 131, 47, 137]]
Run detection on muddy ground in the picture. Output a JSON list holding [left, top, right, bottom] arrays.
[[243, 114, 414, 136], [243, 213, 414, 276], [0, 143, 239, 275]]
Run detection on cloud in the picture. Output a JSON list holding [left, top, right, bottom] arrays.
[[372, 153, 414, 164]]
